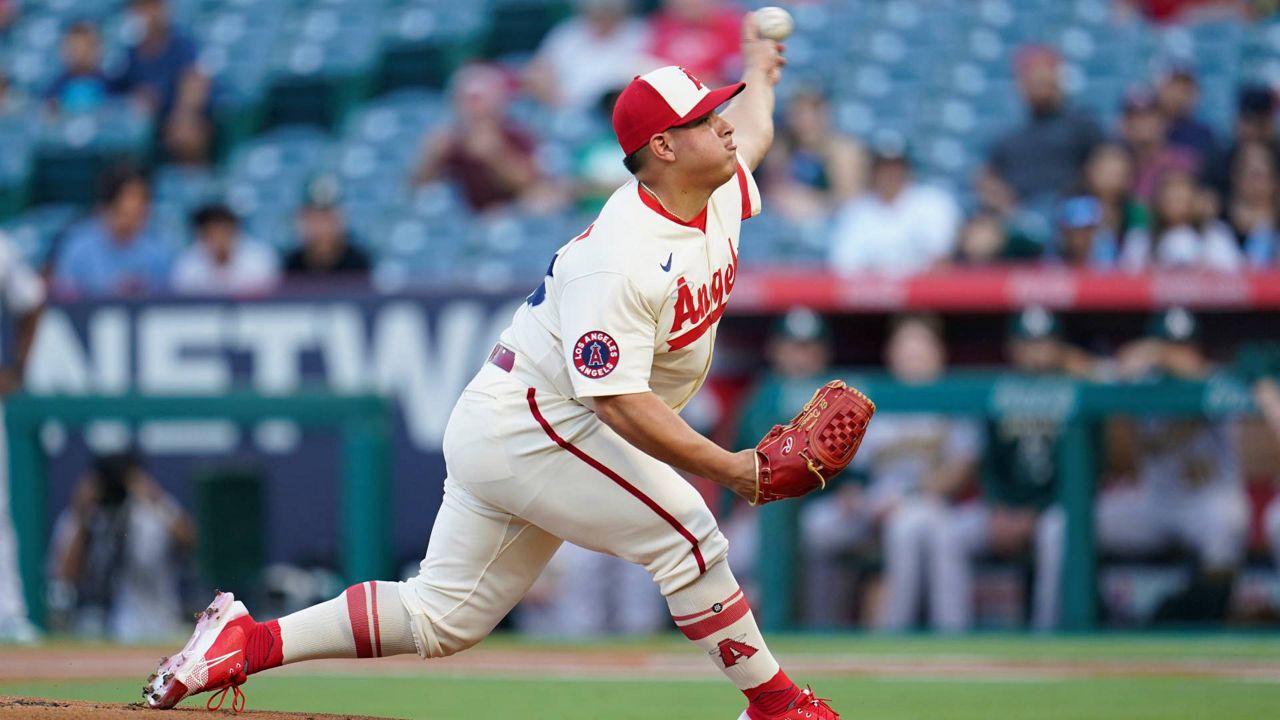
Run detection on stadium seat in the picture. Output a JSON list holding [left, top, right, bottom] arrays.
[[483, 0, 568, 58], [28, 102, 153, 207], [377, 1, 487, 91], [224, 126, 333, 228], [153, 164, 224, 213], [0, 203, 82, 267]]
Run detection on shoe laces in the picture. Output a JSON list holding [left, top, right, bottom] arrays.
[[206, 671, 248, 714], [792, 687, 839, 719]]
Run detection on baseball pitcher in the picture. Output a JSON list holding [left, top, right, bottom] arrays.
[[144, 16, 873, 720]]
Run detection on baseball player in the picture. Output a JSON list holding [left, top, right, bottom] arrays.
[[799, 314, 983, 630], [1098, 309, 1247, 620], [144, 20, 845, 720], [929, 308, 1095, 633], [1260, 382, 1280, 574], [0, 231, 47, 644]]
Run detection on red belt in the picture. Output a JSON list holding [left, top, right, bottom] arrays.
[[487, 343, 515, 373]]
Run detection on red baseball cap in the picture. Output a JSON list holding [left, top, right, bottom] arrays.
[[612, 66, 745, 155]]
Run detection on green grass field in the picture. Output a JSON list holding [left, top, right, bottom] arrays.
[[3, 635, 1279, 719]]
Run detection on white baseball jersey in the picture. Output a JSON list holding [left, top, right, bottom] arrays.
[[852, 414, 984, 512], [496, 156, 761, 411], [1134, 419, 1242, 494], [399, 160, 762, 657]]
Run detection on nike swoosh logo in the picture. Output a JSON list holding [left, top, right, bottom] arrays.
[[204, 650, 241, 671], [660, 253, 673, 272]]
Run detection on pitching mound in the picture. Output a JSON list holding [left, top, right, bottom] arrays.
[[0, 697, 402, 719]]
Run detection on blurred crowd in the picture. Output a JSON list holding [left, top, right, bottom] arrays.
[[0, 0, 1277, 299]]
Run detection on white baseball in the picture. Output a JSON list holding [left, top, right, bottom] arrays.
[[754, 6, 794, 41]]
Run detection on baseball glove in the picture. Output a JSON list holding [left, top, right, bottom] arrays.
[[751, 380, 875, 506]]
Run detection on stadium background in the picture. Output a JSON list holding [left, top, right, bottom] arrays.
[[1, 0, 1280, 718]]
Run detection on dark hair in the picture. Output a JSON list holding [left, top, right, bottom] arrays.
[[96, 163, 148, 206], [93, 451, 141, 508], [190, 203, 239, 231], [622, 148, 644, 175]]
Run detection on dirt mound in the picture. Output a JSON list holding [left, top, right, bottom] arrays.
[[0, 697, 403, 719]]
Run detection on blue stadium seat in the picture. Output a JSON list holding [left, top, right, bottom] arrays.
[[192, 1, 287, 109], [1, 203, 82, 267], [379, 1, 488, 91], [483, 0, 566, 58], [152, 164, 224, 212], [224, 126, 333, 229], [0, 109, 37, 194]]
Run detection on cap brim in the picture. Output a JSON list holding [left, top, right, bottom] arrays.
[[671, 82, 746, 128]]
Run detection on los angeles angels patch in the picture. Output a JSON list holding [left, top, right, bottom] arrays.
[[573, 331, 619, 378]]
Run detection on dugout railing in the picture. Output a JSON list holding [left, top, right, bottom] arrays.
[[756, 373, 1259, 633], [5, 392, 394, 628]]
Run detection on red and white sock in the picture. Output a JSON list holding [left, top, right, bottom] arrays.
[[666, 562, 801, 718], [244, 581, 417, 674]]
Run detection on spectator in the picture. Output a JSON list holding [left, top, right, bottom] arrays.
[[0, 70, 13, 114], [762, 88, 867, 221], [171, 203, 280, 295], [46, 452, 195, 642], [977, 46, 1103, 216], [935, 308, 1095, 633], [524, 0, 651, 112], [1120, 169, 1242, 271], [283, 180, 371, 278], [44, 22, 111, 115], [828, 137, 960, 275], [1100, 309, 1246, 623], [54, 165, 173, 297], [1155, 63, 1216, 162], [1054, 196, 1115, 267], [1224, 141, 1278, 266], [1203, 85, 1278, 203], [646, 0, 741, 87], [1118, 0, 1247, 23], [0, 68, 36, 117], [0, 0, 15, 34], [955, 211, 1011, 264], [1121, 87, 1201, 202], [413, 64, 550, 213], [114, 0, 211, 165], [1079, 143, 1150, 256]]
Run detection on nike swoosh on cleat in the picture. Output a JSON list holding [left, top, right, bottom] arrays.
[[202, 650, 242, 672], [660, 252, 673, 272]]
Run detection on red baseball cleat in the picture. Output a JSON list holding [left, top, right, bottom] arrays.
[[142, 591, 255, 712], [739, 687, 841, 720]]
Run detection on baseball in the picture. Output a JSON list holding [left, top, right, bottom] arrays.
[[754, 6, 794, 41]]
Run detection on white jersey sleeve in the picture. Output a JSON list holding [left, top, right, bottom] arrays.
[[0, 233, 45, 314], [725, 161, 762, 221], [558, 271, 658, 398]]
